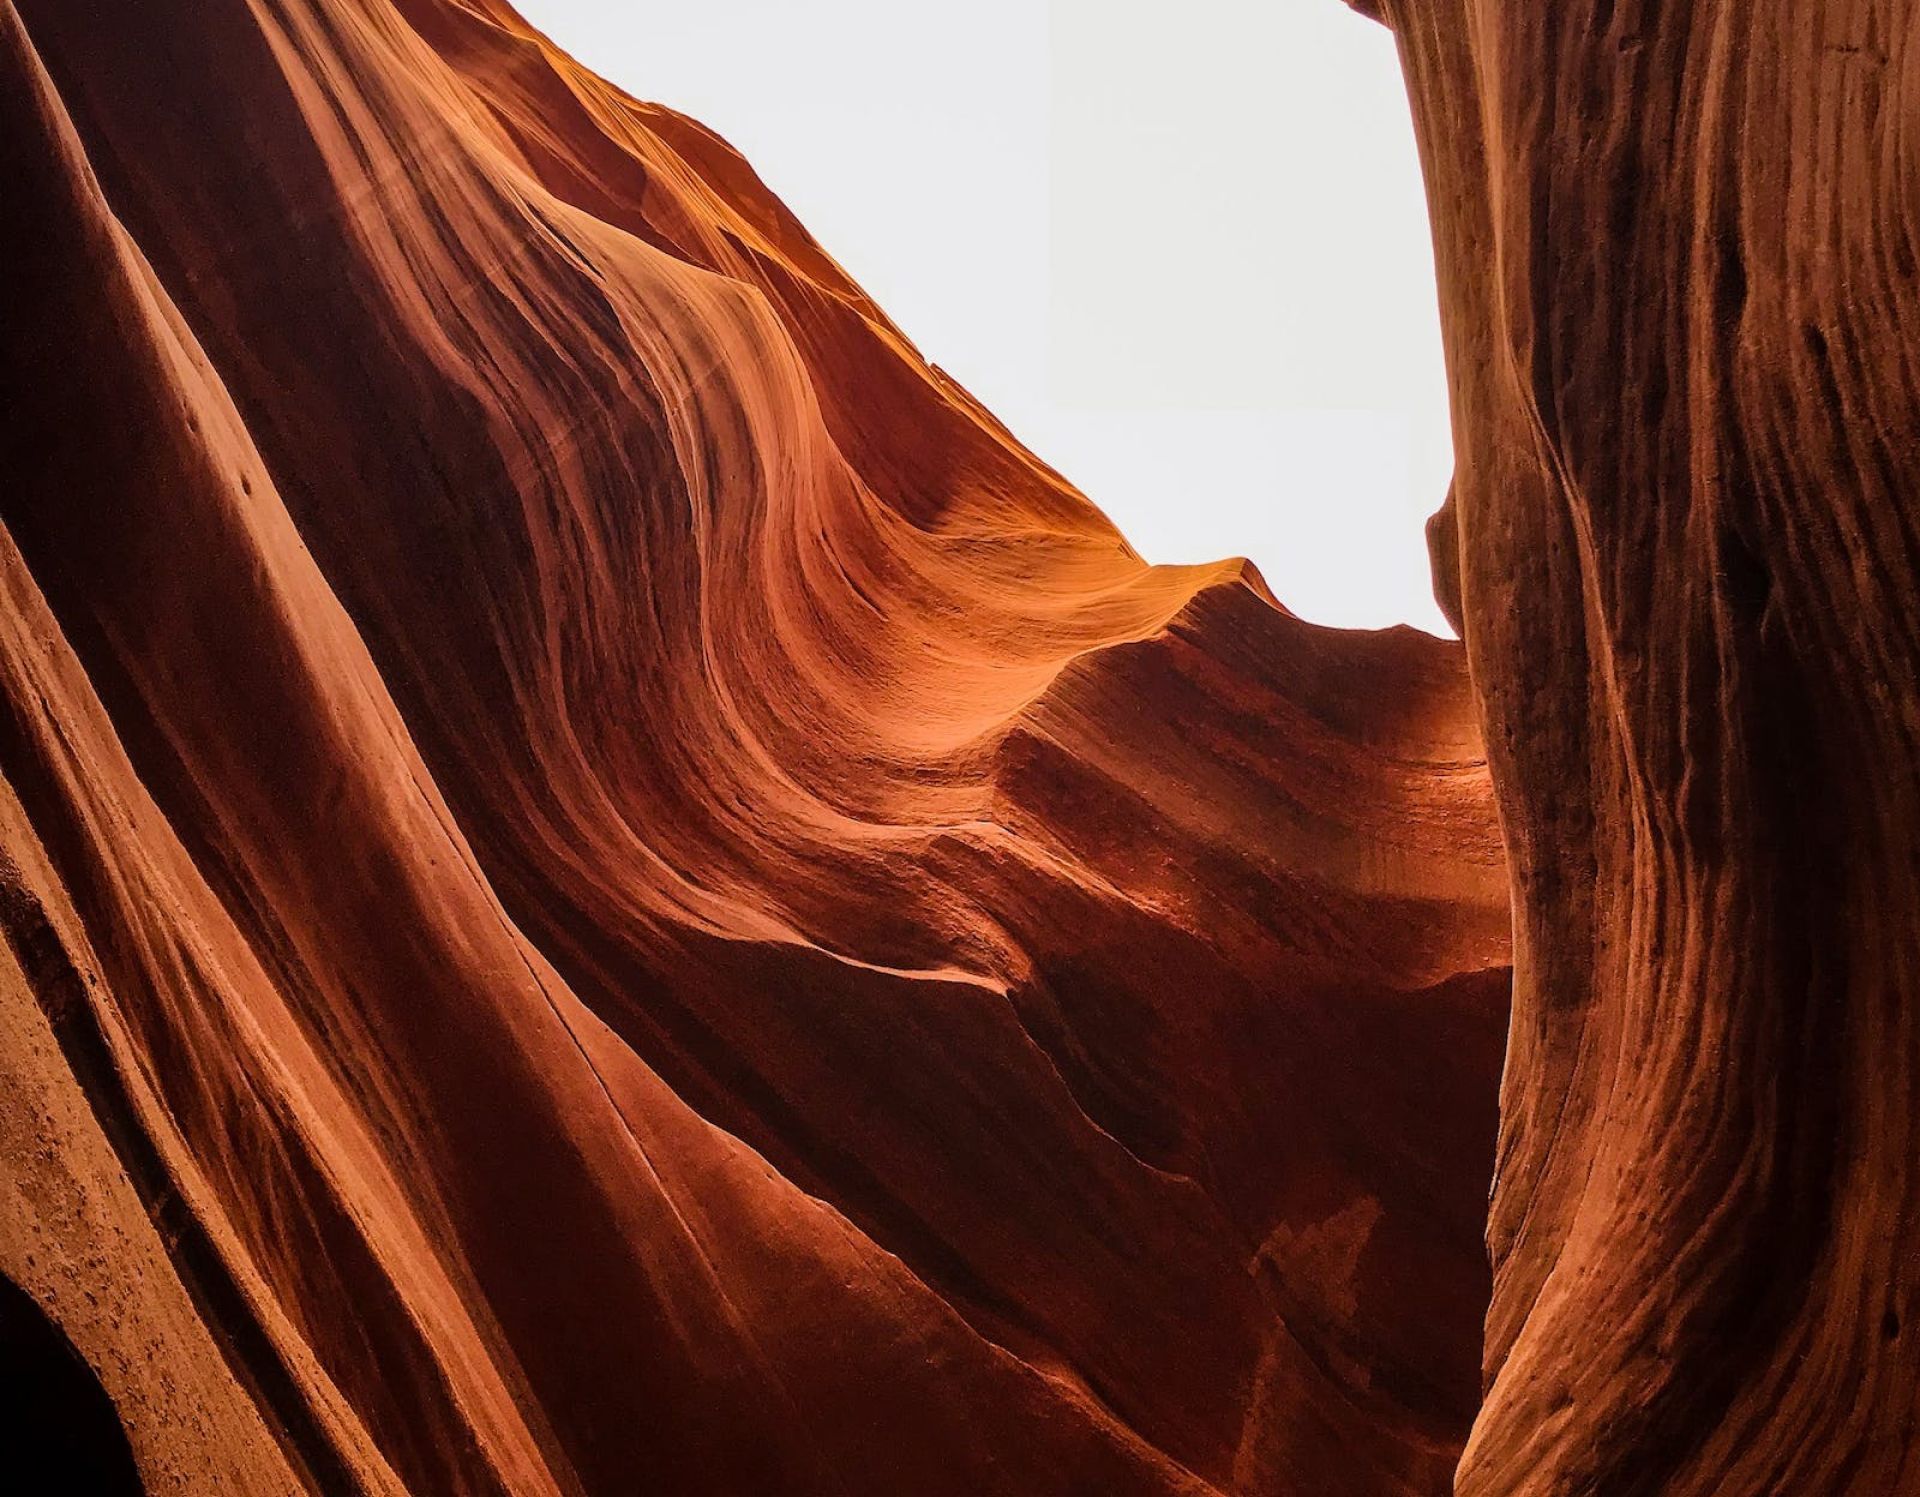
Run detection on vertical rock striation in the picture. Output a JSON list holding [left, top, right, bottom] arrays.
[[1355, 0, 1920, 1490]]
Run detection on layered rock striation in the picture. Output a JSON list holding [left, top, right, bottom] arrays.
[[1357, 0, 1920, 1490], [1, 1, 1508, 1493]]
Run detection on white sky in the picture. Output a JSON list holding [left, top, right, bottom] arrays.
[[513, 0, 1452, 634]]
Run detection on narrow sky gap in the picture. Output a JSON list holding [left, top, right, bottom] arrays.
[[513, 0, 1452, 634]]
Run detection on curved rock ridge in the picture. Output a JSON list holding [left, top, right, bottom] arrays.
[[0, 1, 1509, 1492], [1353, 0, 1920, 1490]]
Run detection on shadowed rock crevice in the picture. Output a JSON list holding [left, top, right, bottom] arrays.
[[0, 1271, 143, 1496]]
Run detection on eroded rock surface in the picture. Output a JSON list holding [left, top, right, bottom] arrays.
[[1357, 0, 1920, 1490], [0, 1, 1508, 1492]]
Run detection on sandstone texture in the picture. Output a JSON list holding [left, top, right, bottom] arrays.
[[0, 2, 1510, 1492], [1356, 0, 1920, 1490]]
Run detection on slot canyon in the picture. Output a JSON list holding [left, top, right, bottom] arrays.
[[1, 0, 1913, 1492]]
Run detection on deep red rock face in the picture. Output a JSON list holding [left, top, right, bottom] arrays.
[[0, 1, 1510, 1492], [1358, 0, 1920, 1490]]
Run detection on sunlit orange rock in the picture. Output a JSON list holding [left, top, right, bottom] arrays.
[[0, 1, 1508, 1491]]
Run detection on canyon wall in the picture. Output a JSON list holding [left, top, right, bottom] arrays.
[[0, 1, 1508, 1492], [1357, 0, 1920, 1490]]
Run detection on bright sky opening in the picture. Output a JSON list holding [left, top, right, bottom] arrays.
[[513, 0, 1453, 634]]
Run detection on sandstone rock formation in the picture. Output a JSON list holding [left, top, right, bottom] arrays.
[[1354, 0, 1920, 1490], [0, 1, 1509, 1492]]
